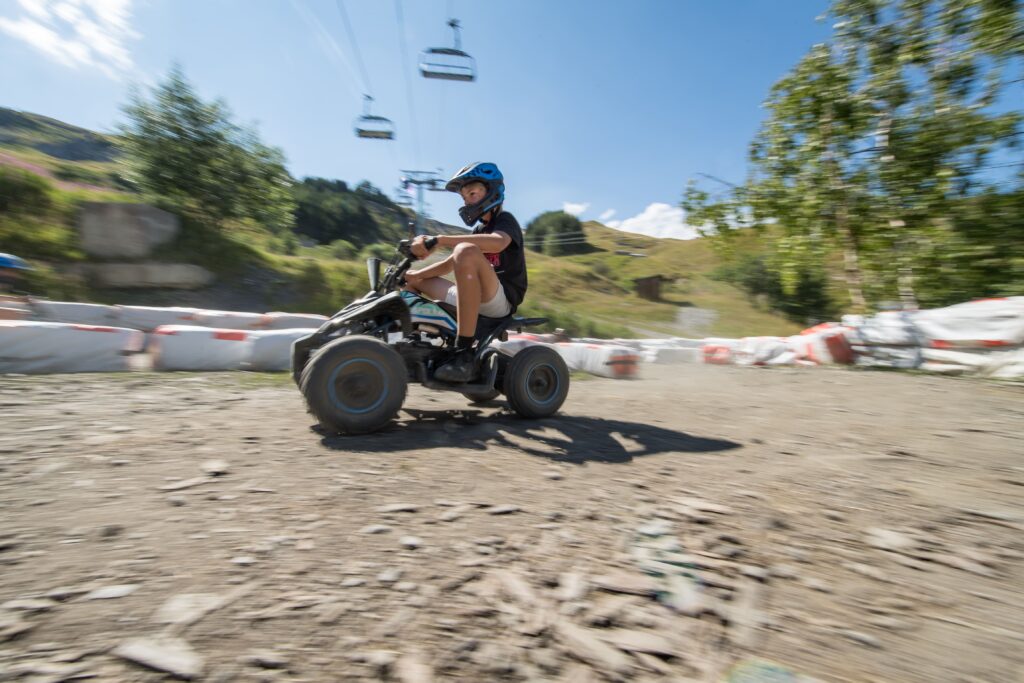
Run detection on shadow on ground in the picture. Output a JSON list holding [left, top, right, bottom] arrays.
[[317, 409, 742, 464]]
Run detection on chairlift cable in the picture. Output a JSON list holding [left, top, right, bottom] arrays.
[[394, 0, 422, 166], [288, 0, 362, 104], [335, 0, 375, 96]]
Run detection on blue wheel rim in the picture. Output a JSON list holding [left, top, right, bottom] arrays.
[[328, 358, 389, 414]]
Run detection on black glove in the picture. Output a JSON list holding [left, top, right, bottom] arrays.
[[424, 236, 439, 250]]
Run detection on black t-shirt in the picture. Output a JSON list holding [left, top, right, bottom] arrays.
[[474, 211, 527, 313]]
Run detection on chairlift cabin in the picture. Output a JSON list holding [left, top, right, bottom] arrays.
[[354, 95, 395, 140], [419, 19, 476, 82]]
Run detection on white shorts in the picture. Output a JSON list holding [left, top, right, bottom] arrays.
[[444, 284, 512, 318]]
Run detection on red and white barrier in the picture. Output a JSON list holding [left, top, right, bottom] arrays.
[[33, 301, 118, 326], [0, 321, 143, 374], [498, 336, 640, 378], [0, 307, 28, 321], [259, 312, 329, 330], [150, 325, 253, 371], [733, 336, 791, 366], [190, 310, 271, 330], [116, 305, 205, 332], [789, 324, 855, 365], [914, 297, 1024, 349], [555, 342, 640, 379], [248, 328, 317, 372]]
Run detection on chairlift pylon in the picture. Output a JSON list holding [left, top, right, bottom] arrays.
[[354, 95, 395, 140], [419, 19, 476, 82]]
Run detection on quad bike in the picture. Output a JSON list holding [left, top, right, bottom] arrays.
[[291, 237, 570, 434]]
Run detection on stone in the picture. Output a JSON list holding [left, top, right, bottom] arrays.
[[2, 598, 58, 612], [400, 536, 423, 549], [378, 568, 404, 584], [596, 628, 681, 657], [378, 503, 419, 513], [360, 525, 392, 535], [395, 651, 434, 682], [554, 620, 632, 676], [558, 572, 589, 602], [865, 528, 915, 553], [592, 572, 658, 597], [243, 650, 288, 669], [74, 262, 214, 289], [231, 556, 256, 566], [201, 460, 230, 476], [840, 629, 882, 649], [113, 636, 204, 679], [154, 594, 223, 625], [78, 202, 179, 258], [84, 584, 140, 600], [486, 505, 521, 515]]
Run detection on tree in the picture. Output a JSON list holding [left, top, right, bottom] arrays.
[[525, 211, 589, 255], [684, 0, 1022, 312], [292, 177, 382, 247], [119, 65, 295, 232]]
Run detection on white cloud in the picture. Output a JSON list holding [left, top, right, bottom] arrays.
[[562, 201, 589, 217], [605, 202, 700, 241], [598, 208, 616, 222], [0, 0, 138, 79]]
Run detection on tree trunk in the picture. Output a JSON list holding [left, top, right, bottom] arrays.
[[837, 204, 867, 312]]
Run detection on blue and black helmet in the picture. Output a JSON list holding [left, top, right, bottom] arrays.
[[445, 162, 504, 226], [0, 253, 31, 271]]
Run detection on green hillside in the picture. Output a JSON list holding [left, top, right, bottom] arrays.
[[523, 223, 801, 339], [0, 106, 802, 338]]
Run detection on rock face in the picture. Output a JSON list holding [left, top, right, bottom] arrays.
[[78, 203, 180, 259], [71, 263, 214, 289]]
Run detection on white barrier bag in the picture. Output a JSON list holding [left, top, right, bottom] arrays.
[[734, 336, 791, 366], [555, 342, 640, 379], [116, 305, 205, 332], [248, 328, 318, 372], [151, 325, 253, 371], [191, 309, 271, 330], [914, 297, 1024, 349], [260, 312, 329, 330], [921, 347, 1024, 379], [0, 321, 143, 374], [847, 311, 920, 347], [33, 301, 118, 326]]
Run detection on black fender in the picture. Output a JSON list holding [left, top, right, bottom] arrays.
[[291, 292, 411, 379]]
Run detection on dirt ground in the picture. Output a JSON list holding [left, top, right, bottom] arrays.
[[1, 364, 1022, 682]]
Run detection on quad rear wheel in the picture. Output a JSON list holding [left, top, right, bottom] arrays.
[[503, 346, 570, 418]]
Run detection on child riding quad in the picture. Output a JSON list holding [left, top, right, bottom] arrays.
[[291, 163, 570, 435]]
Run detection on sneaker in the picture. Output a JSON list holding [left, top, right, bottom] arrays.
[[434, 349, 478, 383]]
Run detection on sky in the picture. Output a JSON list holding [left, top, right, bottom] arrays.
[[0, 0, 834, 239]]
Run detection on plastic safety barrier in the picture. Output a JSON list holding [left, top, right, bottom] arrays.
[[920, 347, 1024, 379], [259, 312, 329, 330], [248, 328, 318, 372], [150, 325, 253, 371], [844, 311, 920, 347], [116, 305, 206, 332], [0, 307, 28, 321], [498, 336, 639, 378], [190, 310, 272, 330], [555, 342, 640, 378], [33, 300, 118, 326], [0, 321, 143, 374], [790, 324, 855, 365], [913, 297, 1024, 349], [733, 336, 791, 366]]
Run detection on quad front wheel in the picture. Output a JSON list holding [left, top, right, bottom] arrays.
[[300, 336, 407, 434]]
